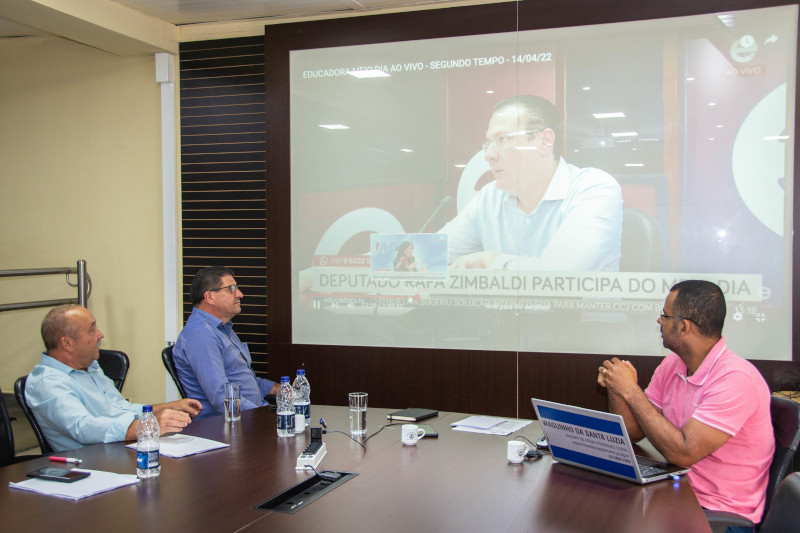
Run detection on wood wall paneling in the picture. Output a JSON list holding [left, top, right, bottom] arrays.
[[179, 37, 270, 374]]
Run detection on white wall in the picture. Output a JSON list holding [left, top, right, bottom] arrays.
[[0, 35, 168, 403]]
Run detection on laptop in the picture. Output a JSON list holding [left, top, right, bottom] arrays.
[[532, 398, 690, 484]]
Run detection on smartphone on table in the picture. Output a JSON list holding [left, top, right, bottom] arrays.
[[26, 467, 91, 483]]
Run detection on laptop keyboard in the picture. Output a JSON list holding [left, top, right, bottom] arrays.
[[639, 464, 668, 478], [637, 459, 670, 478]]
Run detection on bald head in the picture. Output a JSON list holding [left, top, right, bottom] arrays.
[[41, 304, 84, 351], [41, 305, 104, 370]]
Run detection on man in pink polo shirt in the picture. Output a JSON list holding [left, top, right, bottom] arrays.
[[598, 280, 774, 528]]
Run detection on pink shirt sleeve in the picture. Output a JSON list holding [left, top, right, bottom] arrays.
[[643, 356, 673, 410]]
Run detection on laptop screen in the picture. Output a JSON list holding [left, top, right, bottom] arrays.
[[534, 399, 640, 481]]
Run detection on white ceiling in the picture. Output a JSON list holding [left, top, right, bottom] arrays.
[[111, 0, 460, 25], [0, 16, 42, 37], [0, 0, 475, 41], [0, 0, 497, 54]]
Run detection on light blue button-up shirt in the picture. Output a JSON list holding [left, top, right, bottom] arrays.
[[173, 307, 275, 418], [441, 158, 622, 271], [25, 353, 143, 452]]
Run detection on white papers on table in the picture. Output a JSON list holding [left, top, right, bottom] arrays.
[[451, 416, 532, 436], [125, 434, 229, 458], [9, 469, 138, 500]]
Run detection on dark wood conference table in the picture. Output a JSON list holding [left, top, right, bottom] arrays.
[[1, 405, 710, 532]]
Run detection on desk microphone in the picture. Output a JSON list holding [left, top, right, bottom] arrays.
[[418, 195, 452, 233]]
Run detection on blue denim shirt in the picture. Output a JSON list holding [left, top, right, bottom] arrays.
[[26, 353, 143, 452], [173, 307, 275, 418]]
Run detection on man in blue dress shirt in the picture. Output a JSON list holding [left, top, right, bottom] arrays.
[[26, 304, 201, 452], [173, 266, 278, 418]]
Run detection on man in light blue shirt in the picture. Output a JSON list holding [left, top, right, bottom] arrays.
[[26, 305, 202, 452], [173, 267, 278, 419], [441, 95, 622, 271]]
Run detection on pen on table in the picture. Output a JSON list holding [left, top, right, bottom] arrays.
[[50, 456, 82, 464]]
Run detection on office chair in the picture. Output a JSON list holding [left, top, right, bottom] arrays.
[[759, 472, 800, 533], [162, 345, 188, 399], [620, 207, 665, 272], [0, 386, 16, 467], [705, 395, 800, 532], [14, 376, 53, 455], [97, 349, 130, 392]]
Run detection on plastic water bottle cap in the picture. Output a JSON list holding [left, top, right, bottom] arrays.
[[281, 376, 290, 383], [297, 369, 305, 375], [143, 405, 153, 412]]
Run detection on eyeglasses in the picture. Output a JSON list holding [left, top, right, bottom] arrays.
[[209, 284, 238, 294], [482, 129, 541, 152], [660, 312, 694, 323]]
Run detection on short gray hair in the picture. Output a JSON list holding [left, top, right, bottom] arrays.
[[41, 304, 83, 351]]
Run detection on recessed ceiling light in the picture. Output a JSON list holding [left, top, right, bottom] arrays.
[[625, 163, 644, 167], [764, 135, 790, 141], [610, 132, 638, 138], [318, 124, 350, 130], [346, 69, 390, 78], [486, 90, 494, 94], [401, 148, 413, 153], [454, 164, 466, 168], [593, 112, 626, 119], [582, 86, 591, 91]]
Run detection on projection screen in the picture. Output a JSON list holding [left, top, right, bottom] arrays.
[[289, 5, 796, 360]]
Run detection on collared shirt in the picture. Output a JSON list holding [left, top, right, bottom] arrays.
[[645, 337, 774, 523], [440, 158, 622, 271], [173, 307, 276, 418], [25, 353, 143, 452]]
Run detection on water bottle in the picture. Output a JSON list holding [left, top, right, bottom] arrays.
[[276, 376, 295, 438], [292, 369, 311, 427], [136, 405, 160, 478]]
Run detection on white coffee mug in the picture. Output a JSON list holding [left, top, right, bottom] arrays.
[[402, 424, 426, 445], [507, 440, 530, 463]]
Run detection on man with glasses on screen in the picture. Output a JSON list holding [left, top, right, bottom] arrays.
[[441, 95, 622, 271], [599, 280, 774, 527], [173, 266, 278, 418]]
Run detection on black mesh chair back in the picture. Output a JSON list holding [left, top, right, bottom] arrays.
[[620, 207, 666, 272], [97, 349, 130, 392], [162, 345, 188, 399], [760, 472, 800, 533], [765, 395, 800, 513], [14, 376, 53, 455], [0, 386, 15, 467]]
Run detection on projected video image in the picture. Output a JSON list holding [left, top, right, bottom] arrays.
[[290, 6, 796, 359]]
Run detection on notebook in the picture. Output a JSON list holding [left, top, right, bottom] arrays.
[[386, 408, 438, 422], [531, 398, 690, 484]]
